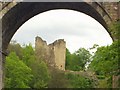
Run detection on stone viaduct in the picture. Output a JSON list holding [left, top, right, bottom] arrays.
[[0, 1, 120, 89]]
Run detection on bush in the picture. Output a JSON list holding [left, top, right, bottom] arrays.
[[65, 73, 94, 88]]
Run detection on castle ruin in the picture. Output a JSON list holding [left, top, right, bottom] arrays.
[[35, 36, 66, 71]]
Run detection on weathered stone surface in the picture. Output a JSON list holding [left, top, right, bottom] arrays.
[[35, 36, 66, 71], [1, 2, 120, 52], [102, 2, 119, 21], [1, 1, 120, 88], [112, 75, 120, 88], [0, 2, 17, 19], [53, 39, 66, 70], [118, 1, 120, 20], [0, 13, 2, 90], [0, 56, 2, 89]]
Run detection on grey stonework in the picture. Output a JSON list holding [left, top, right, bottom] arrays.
[[35, 36, 66, 71], [0, 15, 2, 89], [1, 1, 120, 88]]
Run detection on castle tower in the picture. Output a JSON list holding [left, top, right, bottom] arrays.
[[35, 36, 66, 71], [53, 39, 66, 71], [35, 36, 48, 62]]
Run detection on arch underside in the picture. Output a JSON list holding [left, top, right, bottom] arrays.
[[2, 2, 111, 51]]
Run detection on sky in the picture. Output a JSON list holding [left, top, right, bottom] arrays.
[[12, 9, 113, 53]]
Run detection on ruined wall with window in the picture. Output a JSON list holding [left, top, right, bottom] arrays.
[[35, 36, 66, 71]]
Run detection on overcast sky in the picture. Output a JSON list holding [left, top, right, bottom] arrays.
[[12, 9, 113, 53]]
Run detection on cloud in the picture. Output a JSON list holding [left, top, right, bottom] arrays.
[[12, 9, 113, 53]]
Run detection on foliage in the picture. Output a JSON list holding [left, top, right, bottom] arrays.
[[65, 73, 94, 88], [89, 40, 119, 88], [8, 40, 23, 59], [98, 79, 108, 88], [88, 21, 120, 88], [66, 48, 91, 71], [74, 48, 92, 68], [7, 33, 119, 88], [48, 67, 69, 88], [109, 21, 120, 40], [8, 42, 35, 66], [6, 43, 50, 88], [22, 44, 35, 66], [5, 52, 33, 88], [30, 60, 51, 88], [48, 67, 95, 88], [89, 40, 119, 76]]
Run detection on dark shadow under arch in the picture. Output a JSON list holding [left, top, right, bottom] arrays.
[[2, 2, 110, 51]]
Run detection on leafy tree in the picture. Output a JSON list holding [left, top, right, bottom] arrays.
[[89, 40, 119, 87], [66, 48, 71, 67], [89, 40, 119, 76], [21, 44, 50, 88], [65, 48, 73, 70], [48, 67, 69, 88], [109, 21, 120, 40], [5, 52, 33, 88], [89, 44, 99, 50], [8, 40, 23, 59], [65, 73, 94, 88], [8, 42, 35, 66], [74, 48, 92, 69], [30, 60, 51, 88], [22, 44, 50, 88], [66, 48, 91, 71], [22, 44, 35, 66]]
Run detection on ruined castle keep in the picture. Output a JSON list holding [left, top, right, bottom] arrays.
[[35, 36, 66, 71]]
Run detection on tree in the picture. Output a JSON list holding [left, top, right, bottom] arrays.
[[109, 21, 120, 40], [8, 40, 23, 59], [65, 73, 94, 88], [22, 44, 35, 66], [89, 40, 119, 87], [5, 52, 33, 88], [66, 48, 91, 71], [7, 42, 51, 88], [30, 60, 51, 88], [74, 48, 92, 69], [89, 40, 119, 76], [48, 67, 69, 88], [65, 48, 72, 70]]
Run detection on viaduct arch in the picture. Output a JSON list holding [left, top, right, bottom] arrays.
[[0, 1, 120, 89], [2, 2, 120, 52]]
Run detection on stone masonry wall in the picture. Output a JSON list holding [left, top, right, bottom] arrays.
[[35, 36, 66, 71], [35, 36, 48, 62], [53, 39, 66, 71], [102, 2, 119, 21]]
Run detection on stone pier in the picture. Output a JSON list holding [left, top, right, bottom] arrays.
[[0, 13, 2, 89]]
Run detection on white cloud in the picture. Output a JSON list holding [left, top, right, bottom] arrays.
[[12, 9, 113, 53]]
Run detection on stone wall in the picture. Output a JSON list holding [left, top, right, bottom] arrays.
[[0, 9, 3, 89], [35, 36, 66, 71], [35, 36, 48, 61], [53, 39, 66, 71], [118, 1, 120, 21], [102, 2, 119, 21], [112, 75, 120, 88]]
